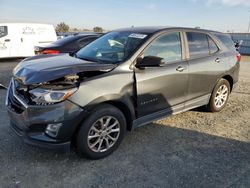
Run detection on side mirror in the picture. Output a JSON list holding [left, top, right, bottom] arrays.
[[135, 56, 165, 68]]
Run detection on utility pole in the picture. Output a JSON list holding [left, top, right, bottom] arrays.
[[248, 10, 250, 32]]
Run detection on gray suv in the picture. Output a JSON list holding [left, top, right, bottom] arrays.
[[6, 27, 240, 159]]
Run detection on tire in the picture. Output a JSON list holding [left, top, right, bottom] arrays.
[[76, 104, 126, 159], [207, 78, 230, 112]]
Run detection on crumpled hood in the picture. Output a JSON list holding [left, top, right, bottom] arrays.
[[13, 54, 117, 85]]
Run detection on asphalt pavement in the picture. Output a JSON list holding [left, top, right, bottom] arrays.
[[0, 57, 249, 188]]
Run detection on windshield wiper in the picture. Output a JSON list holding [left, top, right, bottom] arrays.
[[76, 55, 116, 64]]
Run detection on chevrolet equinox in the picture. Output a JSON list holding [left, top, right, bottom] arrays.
[[6, 27, 240, 159]]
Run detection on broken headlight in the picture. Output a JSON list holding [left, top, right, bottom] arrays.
[[29, 88, 77, 105]]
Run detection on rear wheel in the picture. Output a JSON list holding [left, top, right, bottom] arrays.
[[76, 104, 126, 159], [207, 78, 230, 112]]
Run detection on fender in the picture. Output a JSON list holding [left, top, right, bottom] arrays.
[[72, 93, 136, 131]]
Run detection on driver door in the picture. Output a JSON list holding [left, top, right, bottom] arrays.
[[135, 32, 188, 117]]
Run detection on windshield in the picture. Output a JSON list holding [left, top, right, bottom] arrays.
[[76, 31, 149, 63]]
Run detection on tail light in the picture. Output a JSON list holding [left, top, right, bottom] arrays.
[[42, 49, 60, 55], [236, 53, 241, 63]]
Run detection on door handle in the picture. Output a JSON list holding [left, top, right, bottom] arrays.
[[4, 39, 10, 42], [215, 58, 220, 63], [176, 66, 186, 72]]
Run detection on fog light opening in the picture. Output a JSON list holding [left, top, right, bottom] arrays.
[[45, 123, 62, 138]]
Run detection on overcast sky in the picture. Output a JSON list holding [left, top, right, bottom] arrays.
[[0, 0, 250, 32]]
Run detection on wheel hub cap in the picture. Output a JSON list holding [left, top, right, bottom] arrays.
[[87, 116, 120, 153], [214, 84, 229, 108]]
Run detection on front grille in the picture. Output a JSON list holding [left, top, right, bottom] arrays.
[[14, 80, 30, 104], [7, 80, 26, 114]]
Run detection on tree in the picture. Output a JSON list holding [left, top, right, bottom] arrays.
[[72, 28, 80, 32], [56, 22, 70, 33], [93, 26, 103, 33]]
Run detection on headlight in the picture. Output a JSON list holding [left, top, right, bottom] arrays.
[[29, 88, 77, 105]]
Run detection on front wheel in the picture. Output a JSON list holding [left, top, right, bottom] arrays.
[[76, 104, 126, 159], [207, 78, 230, 112]]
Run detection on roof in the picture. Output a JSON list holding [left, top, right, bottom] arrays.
[[57, 32, 102, 38], [228, 32, 250, 34], [52, 34, 99, 45], [113, 26, 222, 35], [0, 23, 53, 26]]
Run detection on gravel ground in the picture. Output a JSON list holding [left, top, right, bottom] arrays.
[[0, 57, 249, 188]]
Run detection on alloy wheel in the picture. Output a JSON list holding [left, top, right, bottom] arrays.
[[214, 84, 229, 108], [87, 116, 120, 153]]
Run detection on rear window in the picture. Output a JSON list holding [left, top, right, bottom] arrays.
[[78, 37, 97, 48], [0, 26, 8, 38], [215, 34, 235, 51], [187, 32, 209, 57], [187, 32, 219, 58], [52, 36, 77, 45]]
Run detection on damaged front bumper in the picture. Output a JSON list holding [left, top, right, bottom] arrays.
[[6, 79, 89, 152]]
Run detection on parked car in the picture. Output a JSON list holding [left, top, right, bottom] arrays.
[[34, 34, 101, 55], [6, 27, 240, 159], [0, 23, 57, 58]]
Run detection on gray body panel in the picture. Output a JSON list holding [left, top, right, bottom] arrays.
[[135, 60, 188, 117], [187, 53, 226, 101], [68, 63, 134, 109]]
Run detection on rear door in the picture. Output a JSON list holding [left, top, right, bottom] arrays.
[[20, 25, 37, 56], [35, 24, 57, 47], [135, 31, 189, 117], [0, 26, 11, 58], [185, 31, 226, 106]]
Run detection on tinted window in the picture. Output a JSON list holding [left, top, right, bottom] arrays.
[[187, 32, 209, 58], [0, 26, 8, 38], [78, 37, 97, 48], [52, 36, 76, 45], [208, 36, 219, 54], [143, 32, 182, 63], [215, 34, 235, 51]]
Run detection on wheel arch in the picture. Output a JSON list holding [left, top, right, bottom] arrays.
[[87, 94, 136, 130], [103, 100, 135, 131], [222, 75, 234, 92], [72, 94, 136, 140]]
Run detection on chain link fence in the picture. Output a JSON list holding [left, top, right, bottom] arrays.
[[230, 33, 250, 55]]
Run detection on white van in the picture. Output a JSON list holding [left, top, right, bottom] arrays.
[[0, 23, 57, 58]]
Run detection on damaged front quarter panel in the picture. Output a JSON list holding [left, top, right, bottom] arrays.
[[13, 54, 117, 85], [11, 54, 118, 106]]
